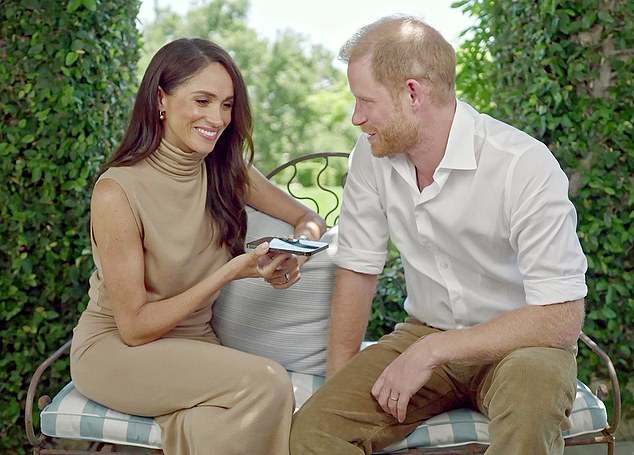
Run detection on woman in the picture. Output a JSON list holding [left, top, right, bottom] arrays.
[[70, 38, 326, 455]]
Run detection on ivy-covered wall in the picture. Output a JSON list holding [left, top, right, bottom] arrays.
[[0, 0, 141, 451], [1, 0, 631, 450], [456, 0, 634, 419]]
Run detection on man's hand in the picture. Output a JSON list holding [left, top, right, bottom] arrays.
[[371, 337, 437, 423], [370, 298, 585, 423]]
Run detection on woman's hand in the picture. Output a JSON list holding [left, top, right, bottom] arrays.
[[229, 242, 299, 288], [264, 252, 304, 289]]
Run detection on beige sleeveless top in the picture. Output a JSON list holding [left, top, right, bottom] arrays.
[[73, 140, 231, 348]]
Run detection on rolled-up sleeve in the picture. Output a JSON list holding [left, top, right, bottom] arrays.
[[507, 146, 588, 305], [334, 138, 389, 275]]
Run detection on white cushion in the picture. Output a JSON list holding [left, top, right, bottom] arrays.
[[212, 207, 337, 375], [41, 378, 608, 451]]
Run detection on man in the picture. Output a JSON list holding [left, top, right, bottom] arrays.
[[290, 15, 587, 455]]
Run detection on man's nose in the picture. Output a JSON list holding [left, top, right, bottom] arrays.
[[351, 104, 366, 126]]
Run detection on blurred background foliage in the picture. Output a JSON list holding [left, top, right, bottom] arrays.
[[1, 0, 632, 451], [139, 0, 359, 166]]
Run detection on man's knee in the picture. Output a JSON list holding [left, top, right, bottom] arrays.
[[499, 347, 575, 388], [485, 347, 577, 416], [290, 394, 345, 453]]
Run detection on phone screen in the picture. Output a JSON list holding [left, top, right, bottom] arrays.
[[246, 237, 329, 256]]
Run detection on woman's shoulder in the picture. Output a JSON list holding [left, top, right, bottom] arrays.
[[92, 167, 142, 209], [91, 172, 143, 233], [92, 176, 129, 210], [98, 164, 140, 182], [96, 165, 147, 194]]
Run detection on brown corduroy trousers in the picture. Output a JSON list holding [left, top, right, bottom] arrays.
[[290, 319, 577, 455]]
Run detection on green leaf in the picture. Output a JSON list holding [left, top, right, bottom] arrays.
[[83, 0, 98, 11], [597, 10, 613, 23], [67, 0, 82, 12], [65, 51, 79, 66], [31, 166, 42, 183]]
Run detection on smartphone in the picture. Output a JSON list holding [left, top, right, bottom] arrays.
[[246, 236, 329, 256]]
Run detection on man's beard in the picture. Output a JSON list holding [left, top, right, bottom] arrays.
[[368, 111, 422, 158]]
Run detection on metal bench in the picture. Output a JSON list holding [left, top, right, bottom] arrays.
[[25, 152, 620, 454]]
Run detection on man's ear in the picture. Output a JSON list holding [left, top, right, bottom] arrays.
[[405, 79, 429, 107]]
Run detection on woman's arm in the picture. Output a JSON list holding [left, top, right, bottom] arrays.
[[246, 166, 326, 241], [92, 179, 289, 347]]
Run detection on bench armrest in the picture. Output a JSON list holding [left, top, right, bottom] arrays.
[[24, 339, 72, 447], [579, 331, 621, 435]]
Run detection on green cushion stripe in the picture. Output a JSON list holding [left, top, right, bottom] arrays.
[[405, 425, 431, 447], [80, 398, 108, 439], [45, 381, 76, 412], [312, 375, 325, 390], [448, 409, 479, 443], [126, 414, 155, 445], [41, 382, 77, 436], [40, 412, 57, 436]]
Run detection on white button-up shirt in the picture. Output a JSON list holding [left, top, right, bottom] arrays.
[[335, 101, 587, 330]]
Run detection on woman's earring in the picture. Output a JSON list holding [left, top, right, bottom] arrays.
[[159, 110, 166, 120]]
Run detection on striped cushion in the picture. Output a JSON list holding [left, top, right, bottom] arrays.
[[379, 380, 607, 452], [41, 381, 160, 449], [41, 376, 607, 451], [212, 207, 336, 375]]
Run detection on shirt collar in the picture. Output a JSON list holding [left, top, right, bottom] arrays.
[[437, 100, 477, 171], [387, 100, 478, 174]]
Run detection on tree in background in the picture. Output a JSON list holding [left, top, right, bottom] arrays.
[[0, 1, 141, 451], [139, 0, 358, 169], [455, 0, 634, 421]]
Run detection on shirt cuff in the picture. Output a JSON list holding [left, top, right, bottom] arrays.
[[524, 275, 587, 305], [333, 245, 386, 275]]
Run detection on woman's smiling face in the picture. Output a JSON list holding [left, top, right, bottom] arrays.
[[158, 61, 234, 155]]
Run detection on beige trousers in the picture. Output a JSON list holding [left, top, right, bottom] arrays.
[[71, 327, 294, 455], [290, 319, 577, 455]]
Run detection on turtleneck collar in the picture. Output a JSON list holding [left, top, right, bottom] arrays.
[[146, 139, 206, 180]]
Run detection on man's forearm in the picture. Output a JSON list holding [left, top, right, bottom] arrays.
[[418, 299, 585, 368], [326, 268, 377, 378]]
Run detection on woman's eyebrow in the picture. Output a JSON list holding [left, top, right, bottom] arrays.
[[192, 90, 234, 101], [192, 90, 217, 98]]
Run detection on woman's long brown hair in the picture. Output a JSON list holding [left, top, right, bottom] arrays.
[[101, 38, 254, 257]]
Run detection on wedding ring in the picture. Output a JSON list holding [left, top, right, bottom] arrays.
[[389, 396, 399, 401], [284, 273, 290, 283]]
